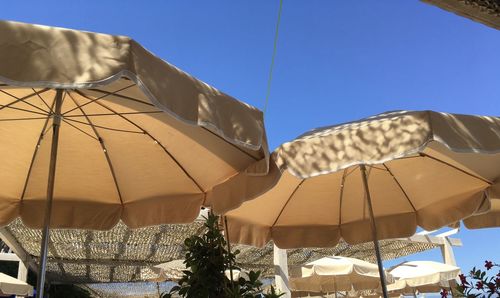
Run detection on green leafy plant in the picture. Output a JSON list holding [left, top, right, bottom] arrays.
[[446, 260, 500, 298], [263, 285, 285, 298], [162, 213, 283, 298]]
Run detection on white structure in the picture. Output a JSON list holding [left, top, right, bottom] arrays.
[[0, 231, 32, 298]]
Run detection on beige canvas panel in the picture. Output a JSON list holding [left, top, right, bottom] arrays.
[[341, 213, 417, 245], [23, 123, 120, 203], [230, 171, 302, 227], [430, 112, 500, 152], [341, 166, 414, 221], [225, 171, 301, 247], [21, 200, 123, 230], [273, 225, 342, 249], [122, 193, 204, 228], [386, 156, 489, 228], [275, 111, 499, 179], [90, 121, 201, 201], [424, 142, 500, 198], [0, 118, 47, 200], [205, 160, 282, 214], [124, 113, 257, 190], [274, 173, 343, 227], [385, 155, 490, 208], [275, 111, 432, 178]]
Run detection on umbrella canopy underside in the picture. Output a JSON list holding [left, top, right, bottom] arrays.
[[219, 111, 500, 248]]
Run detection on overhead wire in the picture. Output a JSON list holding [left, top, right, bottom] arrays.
[[263, 0, 284, 116]]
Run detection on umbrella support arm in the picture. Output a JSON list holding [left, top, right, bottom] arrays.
[[35, 89, 63, 298], [360, 164, 389, 298]]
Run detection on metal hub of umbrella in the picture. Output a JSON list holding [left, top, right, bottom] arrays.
[[0, 20, 269, 298]]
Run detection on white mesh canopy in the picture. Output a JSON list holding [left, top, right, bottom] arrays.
[[1, 219, 438, 284]]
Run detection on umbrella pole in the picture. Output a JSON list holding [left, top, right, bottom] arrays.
[[223, 216, 235, 283], [35, 89, 64, 298], [360, 164, 389, 298]]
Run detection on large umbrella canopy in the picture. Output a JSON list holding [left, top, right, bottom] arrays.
[[387, 261, 460, 294], [0, 20, 269, 229], [289, 256, 392, 293], [0, 272, 34, 297], [216, 110, 500, 248], [0, 20, 269, 298]]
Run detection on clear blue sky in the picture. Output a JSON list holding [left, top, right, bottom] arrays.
[[1, 0, 499, 281]]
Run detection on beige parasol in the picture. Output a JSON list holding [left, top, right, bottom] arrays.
[[387, 261, 460, 295], [214, 110, 500, 297], [0, 20, 269, 297], [289, 256, 391, 293], [0, 272, 34, 297]]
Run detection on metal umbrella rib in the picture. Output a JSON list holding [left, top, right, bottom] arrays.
[[0, 89, 51, 115], [61, 119, 100, 141], [420, 152, 492, 184], [202, 126, 260, 161], [32, 88, 54, 113], [62, 84, 136, 116], [0, 88, 50, 112], [272, 179, 305, 228], [19, 100, 56, 201], [382, 163, 418, 213], [88, 88, 155, 107], [63, 117, 143, 134]]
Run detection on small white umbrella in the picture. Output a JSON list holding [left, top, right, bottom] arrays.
[[289, 256, 392, 294], [143, 259, 248, 282], [0, 272, 34, 297], [387, 261, 460, 295]]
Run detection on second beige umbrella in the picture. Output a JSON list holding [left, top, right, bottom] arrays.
[[212, 110, 500, 297], [289, 256, 391, 293]]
